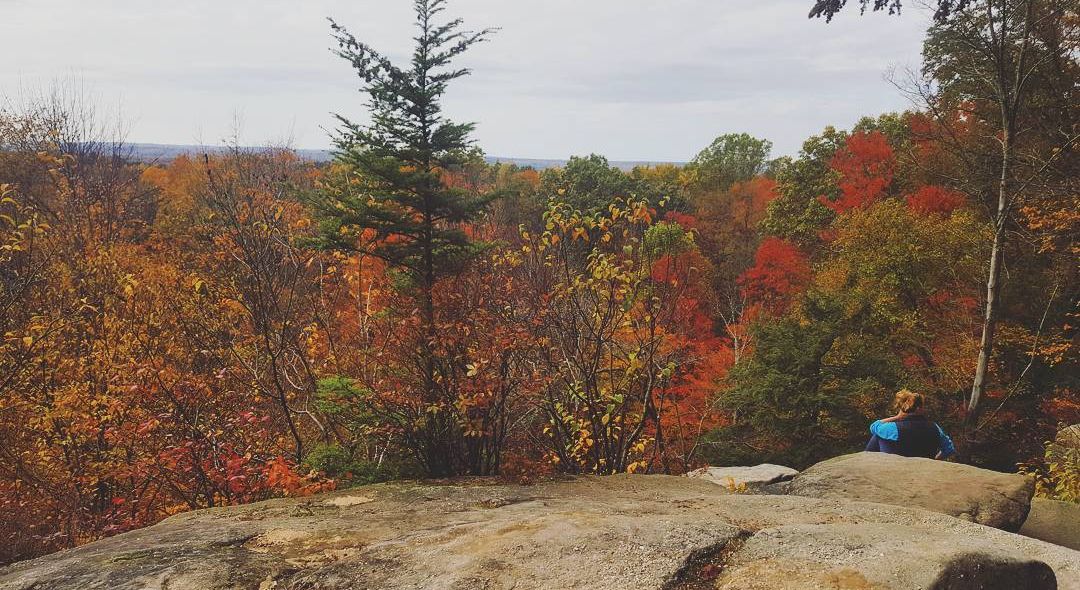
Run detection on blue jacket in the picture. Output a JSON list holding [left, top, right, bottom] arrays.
[[868, 415, 955, 458]]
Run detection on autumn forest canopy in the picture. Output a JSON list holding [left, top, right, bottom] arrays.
[[1, 0, 1077, 565]]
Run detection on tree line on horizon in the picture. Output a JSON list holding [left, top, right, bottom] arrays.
[[0, 0, 1076, 565]]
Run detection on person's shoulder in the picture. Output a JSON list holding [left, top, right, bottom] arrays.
[[870, 420, 899, 441]]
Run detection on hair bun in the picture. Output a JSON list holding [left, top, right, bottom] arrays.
[[894, 389, 924, 413]]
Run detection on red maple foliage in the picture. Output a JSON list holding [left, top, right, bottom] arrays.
[[738, 237, 811, 313], [823, 131, 895, 214], [906, 185, 966, 216], [649, 248, 733, 471], [664, 210, 699, 230]]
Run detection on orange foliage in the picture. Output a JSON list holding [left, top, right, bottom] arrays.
[[729, 177, 778, 229], [0, 150, 330, 564]]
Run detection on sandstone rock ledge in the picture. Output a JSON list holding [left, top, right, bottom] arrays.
[[1022, 497, 1080, 551], [1, 474, 1077, 590], [786, 453, 1037, 532]]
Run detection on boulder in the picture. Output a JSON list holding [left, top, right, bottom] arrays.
[[713, 523, 1056, 590], [3, 475, 1078, 590], [685, 464, 798, 489], [786, 452, 1035, 531], [1021, 497, 1080, 551], [1054, 423, 1080, 452]]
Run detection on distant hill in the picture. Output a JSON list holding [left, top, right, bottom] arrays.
[[125, 143, 684, 171]]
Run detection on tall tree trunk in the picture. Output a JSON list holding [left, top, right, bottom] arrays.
[[968, 137, 1011, 422]]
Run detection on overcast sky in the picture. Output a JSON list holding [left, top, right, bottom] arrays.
[[0, 0, 932, 161]]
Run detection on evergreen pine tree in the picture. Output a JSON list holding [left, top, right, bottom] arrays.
[[314, 0, 496, 476]]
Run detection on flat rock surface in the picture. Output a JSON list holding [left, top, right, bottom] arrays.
[[786, 452, 1035, 531], [1021, 497, 1080, 551], [685, 464, 798, 489], [2, 475, 1077, 590]]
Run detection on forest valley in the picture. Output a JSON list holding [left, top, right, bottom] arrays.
[[0, 0, 1077, 566]]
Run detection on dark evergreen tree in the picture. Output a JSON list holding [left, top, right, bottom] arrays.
[[313, 0, 496, 477], [321, 0, 494, 308]]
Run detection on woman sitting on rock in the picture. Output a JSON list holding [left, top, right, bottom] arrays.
[[865, 389, 956, 459]]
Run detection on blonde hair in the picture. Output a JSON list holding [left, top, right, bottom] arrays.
[[894, 389, 924, 414]]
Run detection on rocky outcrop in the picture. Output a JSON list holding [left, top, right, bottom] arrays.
[[786, 452, 1035, 531], [1021, 497, 1080, 551], [2, 473, 1078, 590], [1055, 423, 1080, 452], [713, 522, 1056, 590], [685, 464, 798, 489]]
